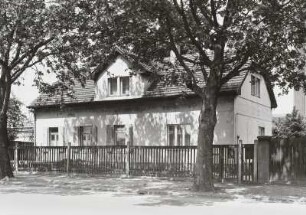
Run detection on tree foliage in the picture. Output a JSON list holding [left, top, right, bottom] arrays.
[[66, 0, 306, 191], [0, 0, 88, 178], [273, 108, 306, 138], [7, 97, 26, 141]]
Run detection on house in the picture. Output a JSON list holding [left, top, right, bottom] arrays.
[[28, 48, 277, 147]]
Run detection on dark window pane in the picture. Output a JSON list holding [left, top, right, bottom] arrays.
[[168, 125, 175, 146], [115, 125, 125, 145], [109, 78, 117, 95], [185, 125, 191, 146], [120, 77, 129, 95], [177, 126, 182, 146]]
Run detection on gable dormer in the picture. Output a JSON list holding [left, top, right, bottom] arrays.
[[94, 54, 150, 101]]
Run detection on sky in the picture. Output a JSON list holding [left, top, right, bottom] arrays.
[[11, 68, 56, 120]]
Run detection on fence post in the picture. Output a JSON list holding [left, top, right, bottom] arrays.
[[238, 140, 242, 184], [14, 142, 19, 173], [66, 142, 71, 174], [125, 142, 130, 176], [254, 140, 258, 183], [220, 147, 224, 182]]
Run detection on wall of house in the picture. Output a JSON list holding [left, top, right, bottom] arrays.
[[234, 72, 273, 145], [35, 96, 235, 146], [95, 56, 149, 100]]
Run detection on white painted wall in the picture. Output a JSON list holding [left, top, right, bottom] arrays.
[[95, 56, 149, 100], [234, 72, 273, 145], [35, 96, 235, 146]]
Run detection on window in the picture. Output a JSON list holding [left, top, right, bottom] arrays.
[[108, 78, 118, 96], [73, 125, 97, 146], [258, 126, 265, 136], [80, 126, 92, 146], [49, 127, 59, 146], [108, 76, 130, 96], [251, 75, 260, 97], [114, 125, 126, 145], [120, 77, 130, 95], [106, 125, 133, 146], [167, 124, 191, 146]]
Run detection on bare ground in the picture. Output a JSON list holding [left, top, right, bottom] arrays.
[[0, 172, 306, 214]]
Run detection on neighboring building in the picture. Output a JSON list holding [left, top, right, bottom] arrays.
[[29, 48, 277, 147], [9, 126, 34, 146]]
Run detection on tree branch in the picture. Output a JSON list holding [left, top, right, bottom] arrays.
[[172, 0, 212, 67], [9, 37, 54, 69], [10, 52, 54, 83], [165, 16, 203, 96], [210, 0, 219, 28], [220, 54, 250, 86]]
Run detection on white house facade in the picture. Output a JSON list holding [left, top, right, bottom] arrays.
[[29, 48, 277, 147]]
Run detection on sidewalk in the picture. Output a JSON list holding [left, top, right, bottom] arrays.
[[0, 173, 306, 214]]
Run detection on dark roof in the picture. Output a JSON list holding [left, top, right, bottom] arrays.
[[29, 80, 95, 108], [29, 50, 277, 109]]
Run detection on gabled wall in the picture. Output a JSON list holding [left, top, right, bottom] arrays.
[[95, 56, 150, 100], [234, 72, 273, 145]]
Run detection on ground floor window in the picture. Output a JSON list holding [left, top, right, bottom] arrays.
[[106, 125, 133, 146], [74, 125, 97, 146], [80, 126, 93, 146], [167, 124, 191, 146], [258, 126, 265, 136], [114, 125, 126, 145], [49, 127, 59, 146]]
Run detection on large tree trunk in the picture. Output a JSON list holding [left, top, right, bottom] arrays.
[[0, 113, 14, 179], [194, 84, 218, 192], [0, 66, 14, 179]]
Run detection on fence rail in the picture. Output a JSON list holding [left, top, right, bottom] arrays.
[[9, 143, 255, 183]]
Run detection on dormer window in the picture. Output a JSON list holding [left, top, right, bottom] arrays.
[[251, 75, 260, 97], [108, 76, 130, 96]]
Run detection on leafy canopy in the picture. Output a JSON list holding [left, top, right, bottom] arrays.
[[64, 0, 306, 95], [7, 97, 26, 141], [273, 107, 306, 138]]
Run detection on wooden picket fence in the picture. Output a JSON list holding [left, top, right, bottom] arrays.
[[9, 143, 256, 183]]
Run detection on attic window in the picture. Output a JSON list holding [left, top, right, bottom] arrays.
[[108, 77, 130, 96], [251, 75, 260, 97]]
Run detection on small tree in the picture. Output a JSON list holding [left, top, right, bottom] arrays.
[[273, 108, 306, 138], [7, 97, 26, 141]]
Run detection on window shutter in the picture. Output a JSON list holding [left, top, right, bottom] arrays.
[[92, 125, 98, 145], [73, 126, 80, 146], [58, 126, 64, 146], [42, 127, 49, 146], [128, 125, 133, 146], [106, 125, 114, 145]]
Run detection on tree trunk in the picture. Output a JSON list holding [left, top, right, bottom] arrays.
[[194, 85, 218, 192], [0, 113, 14, 179]]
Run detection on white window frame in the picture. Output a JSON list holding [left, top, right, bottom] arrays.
[[167, 124, 191, 146], [108, 76, 130, 96], [49, 127, 59, 146], [251, 75, 260, 97]]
